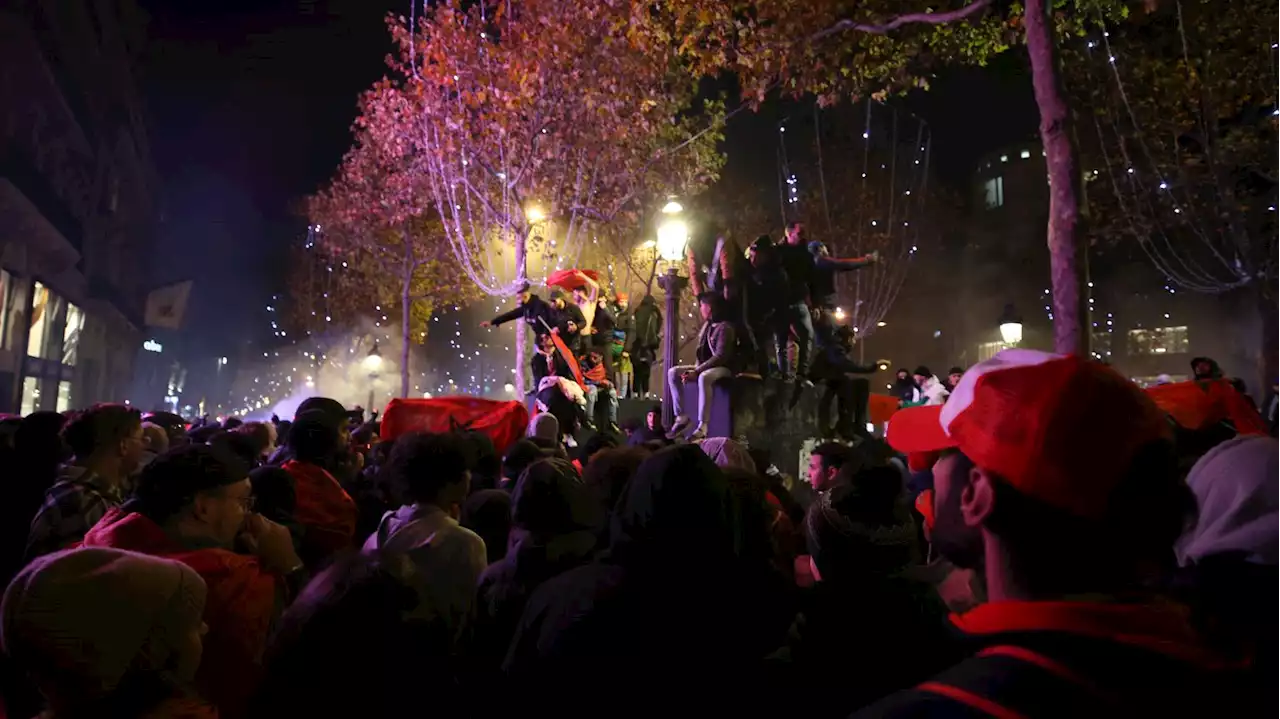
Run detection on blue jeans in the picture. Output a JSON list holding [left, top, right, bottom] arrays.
[[584, 384, 618, 425], [615, 369, 632, 399], [774, 302, 814, 379]]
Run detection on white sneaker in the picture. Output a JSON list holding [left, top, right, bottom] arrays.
[[686, 424, 708, 441], [666, 415, 691, 439]]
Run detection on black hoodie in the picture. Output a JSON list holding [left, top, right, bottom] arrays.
[[470, 459, 601, 671], [502, 446, 781, 714]]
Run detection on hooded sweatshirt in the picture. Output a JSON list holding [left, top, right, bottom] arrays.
[[1172, 435, 1278, 704], [502, 446, 777, 715], [1, 547, 214, 719], [470, 459, 601, 671], [80, 508, 280, 717], [362, 503, 487, 636], [280, 459, 357, 562]]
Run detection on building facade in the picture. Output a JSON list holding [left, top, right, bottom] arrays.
[[949, 140, 1255, 387], [0, 1, 154, 414]]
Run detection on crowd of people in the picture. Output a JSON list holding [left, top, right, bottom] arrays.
[[0, 336, 1275, 717], [484, 222, 882, 443]]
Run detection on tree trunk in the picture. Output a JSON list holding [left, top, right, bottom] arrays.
[[1025, 0, 1087, 355], [514, 231, 529, 397], [400, 249, 413, 399]]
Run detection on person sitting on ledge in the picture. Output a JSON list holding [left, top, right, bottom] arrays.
[[667, 292, 740, 441]]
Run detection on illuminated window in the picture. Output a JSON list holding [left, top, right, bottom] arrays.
[[1127, 326, 1189, 355], [1091, 331, 1112, 356], [1020, 150, 1032, 159], [983, 177, 1004, 209], [56, 380, 72, 413], [27, 283, 52, 358], [62, 304, 85, 366], [978, 340, 1013, 362], [19, 376, 41, 415]]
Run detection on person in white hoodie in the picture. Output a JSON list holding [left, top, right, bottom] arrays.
[[912, 366, 950, 406], [363, 432, 486, 639]]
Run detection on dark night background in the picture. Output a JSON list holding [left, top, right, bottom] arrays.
[[135, 0, 1037, 357]]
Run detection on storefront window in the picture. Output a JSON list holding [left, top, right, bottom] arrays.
[[26, 282, 65, 360], [1127, 326, 1190, 356], [62, 303, 85, 366], [19, 376, 41, 415], [26, 283, 49, 357], [56, 380, 72, 412]]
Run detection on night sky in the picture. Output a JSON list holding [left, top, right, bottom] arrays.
[[138, 0, 403, 353], [134, 0, 1037, 359]]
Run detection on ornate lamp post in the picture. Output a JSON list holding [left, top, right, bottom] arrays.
[[655, 201, 690, 427], [364, 341, 383, 417]]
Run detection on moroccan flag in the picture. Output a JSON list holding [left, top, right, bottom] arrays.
[[380, 397, 531, 454], [1145, 379, 1268, 435], [536, 317, 584, 386], [545, 268, 600, 292]]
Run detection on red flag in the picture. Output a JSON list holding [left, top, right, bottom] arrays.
[[548, 331, 584, 387], [380, 397, 531, 454], [545, 268, 600, 291], [1146, 379, 1268, 435]]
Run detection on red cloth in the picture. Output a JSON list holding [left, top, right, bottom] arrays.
[[548, 331, 584, 386], [281, 460, 357, 558], [82, 508, 279, 718], [1145, 379, 1269, 435], [380, 397, 531, 455], [869, 394, 899, 425], [583, 360, 607, 384], [545, 268, 600, 291]]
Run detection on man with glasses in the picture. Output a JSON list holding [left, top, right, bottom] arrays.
[[81, 444, 304, 716]]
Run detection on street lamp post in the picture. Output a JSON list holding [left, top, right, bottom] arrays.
[[364, 341, 383, 418], [655, 201, 690, 428], [999, 304, 1024, 346]]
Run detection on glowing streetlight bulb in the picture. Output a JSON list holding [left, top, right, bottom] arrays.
[[656, 218, 689, 261], [526, 206, 547, 223], [660, 200, 684, 214]]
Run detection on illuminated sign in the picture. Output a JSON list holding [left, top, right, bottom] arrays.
[[143, 340, 163, 353]]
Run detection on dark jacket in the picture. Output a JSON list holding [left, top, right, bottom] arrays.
[[502, 446, 782, 714], [744, 263, 790, 323], [489, 293, 558, 334], [555, 302, 588, 355], [811, 340, 877, 381], [856, 600, 1236, 718], [776, 242, 815, 304], [468, 458, 602, 686], [531, 348, 572, 386], [810, 255, 874, 308], [612, 303, 635, 338], [693, 320, 738, 374], [630, 296, 662, 351]]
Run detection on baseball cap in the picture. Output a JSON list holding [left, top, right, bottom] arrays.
[[886, 349, 1170, 519]]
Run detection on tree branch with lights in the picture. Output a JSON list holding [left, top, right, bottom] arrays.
[[352, 0, 725, 394], [630, 0, 1144, 354]]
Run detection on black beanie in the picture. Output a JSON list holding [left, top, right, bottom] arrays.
[[132, 444, 249, 523]]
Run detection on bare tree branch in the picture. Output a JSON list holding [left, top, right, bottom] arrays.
[[808, 0, 994, 43]]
